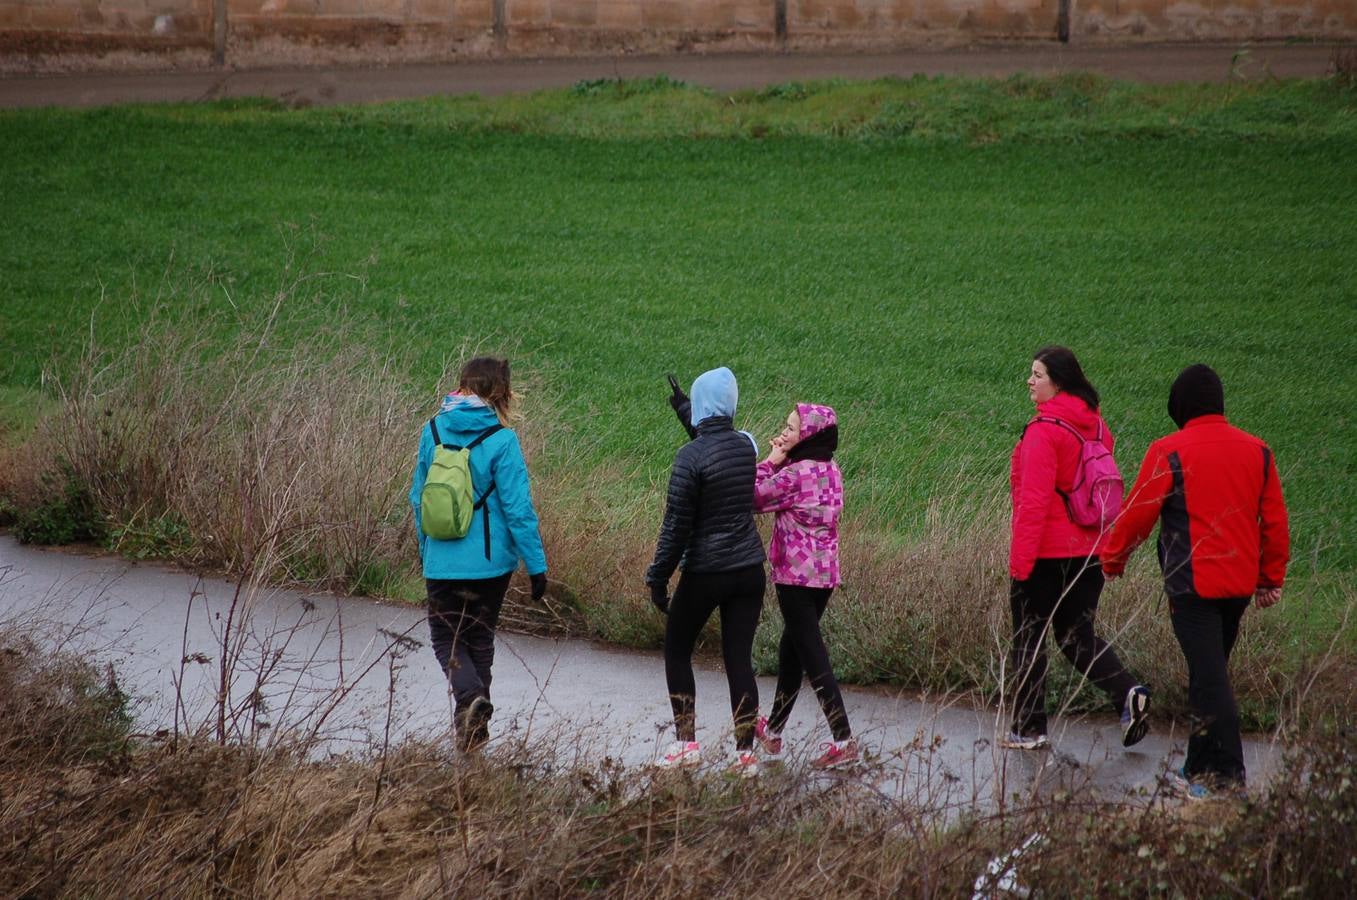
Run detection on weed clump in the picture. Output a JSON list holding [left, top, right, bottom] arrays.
[[11, 459, 105, 546], [0, 632, 132, 770]]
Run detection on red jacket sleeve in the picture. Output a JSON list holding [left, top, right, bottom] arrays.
[[1101, 443, 1174, 577], [1009, 427, 1058, 581], [1258, 447, 1290, 589]]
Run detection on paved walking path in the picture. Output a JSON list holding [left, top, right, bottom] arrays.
[[0, 535, 1280, 809], [0, 43, 1343, 109]]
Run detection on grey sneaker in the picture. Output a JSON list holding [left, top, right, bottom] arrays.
[[1121, 685, 1151, 748]]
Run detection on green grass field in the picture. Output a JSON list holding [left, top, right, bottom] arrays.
[[4, 74, 1355, 572]]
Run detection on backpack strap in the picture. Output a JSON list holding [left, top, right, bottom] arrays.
[[1022, 415, 1086, 443], [464, 425, 504, 561], [1021, 416, 1085, 521], [428, 417, 443, 447]]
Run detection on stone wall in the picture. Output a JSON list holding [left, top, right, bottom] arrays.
[[2, 0, 1355, 68]]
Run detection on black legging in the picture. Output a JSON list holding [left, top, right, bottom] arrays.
[[768, 584, 851, 742], [1008, 556, 1138, 737], [664, 564, 765, 750]]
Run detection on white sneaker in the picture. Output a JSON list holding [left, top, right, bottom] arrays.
[[657, 740, 702, 768], [726, 750, 760, 779], [999, 732, 1049, 751]]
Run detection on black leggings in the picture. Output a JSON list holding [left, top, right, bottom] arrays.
[[1008, 556, 1138, 737], [427, 573, 512, 717], [768, 584, 851, 742], [664, 564, 765, 750]]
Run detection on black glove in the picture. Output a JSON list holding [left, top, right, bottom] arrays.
[[530, 572, 547, 602], [648, 581, 670, 615], [667, 374, 697, 440]]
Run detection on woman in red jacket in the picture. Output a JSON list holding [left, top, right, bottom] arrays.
[[1004, 346, 1150, 751]]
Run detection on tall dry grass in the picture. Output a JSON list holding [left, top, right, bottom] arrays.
[[2, 629, 1356, 899], [2, 270, 1354, 730]]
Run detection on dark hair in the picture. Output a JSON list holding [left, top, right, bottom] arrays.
[[458, 356, 515, 425], [1034, 345, 1099, 411]]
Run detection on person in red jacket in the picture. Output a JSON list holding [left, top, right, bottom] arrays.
[[1004, 346, 1151, 751], [1102, 364, 1289, 797]]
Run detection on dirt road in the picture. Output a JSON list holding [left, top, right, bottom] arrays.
[[0, 42, 1343, 109]]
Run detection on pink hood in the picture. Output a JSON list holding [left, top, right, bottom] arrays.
[[795, 403, 837, 443]]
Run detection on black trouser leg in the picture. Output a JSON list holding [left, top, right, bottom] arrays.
[[718, 568, 765, 751], [664, 573, 720, 744], [1009, 571, 1055, 737], [769, 585, 851, 741], [663, 565, 764, 749], [1048, 557, 1138, 715], [427, 573, 512, 717], [1009, 557, 1138, 736], [1170, 595, 1249, 785]]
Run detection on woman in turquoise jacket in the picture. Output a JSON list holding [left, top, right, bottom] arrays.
[[409, 357, 548, 751]]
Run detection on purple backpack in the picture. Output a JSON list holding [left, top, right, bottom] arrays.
[[1026, 416, 1124, 530]]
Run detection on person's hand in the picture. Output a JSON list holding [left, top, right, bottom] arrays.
[[1104, 571, 1120, 581], [530, 572, 548, 602], [667, 374, 689, 412], [765, 435, 788, 467], [648, 582, 670, 615], [1254, 586, 1282, 609]]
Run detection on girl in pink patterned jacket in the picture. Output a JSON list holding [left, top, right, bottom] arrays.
[[751, 403, 857, 769]]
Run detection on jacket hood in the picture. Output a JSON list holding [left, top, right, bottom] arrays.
[[1035, 392, 1102, 437], [690, 367, 739, 426], [434, 392, 501, 441], [795, 403, 837, 442], [1167, 364, 1225, 429]]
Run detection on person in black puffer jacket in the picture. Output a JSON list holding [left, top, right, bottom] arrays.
[[646, 366, 767, 778]]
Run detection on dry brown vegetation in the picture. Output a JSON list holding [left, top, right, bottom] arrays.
[[1, 628, 1355, 898], [1, 280, 1354, 732]]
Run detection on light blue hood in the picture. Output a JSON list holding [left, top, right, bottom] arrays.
[[690, 367, 738, 425]]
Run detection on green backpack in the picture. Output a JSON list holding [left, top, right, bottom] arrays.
[[420, 417, 504, 554]]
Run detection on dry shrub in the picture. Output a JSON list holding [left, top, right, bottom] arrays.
[[0, 632, 132, 773], [20, 280, 440, 596], [3, 629, 1356, 899], [528, 460, 663, 645]]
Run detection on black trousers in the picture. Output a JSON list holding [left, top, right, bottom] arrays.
[[1170, 594, 1249, 785], [1008, 556, 1138, 737], [664, 564, 765, 750], [768, 584, 852, 742], [427, 573, 512, 718]]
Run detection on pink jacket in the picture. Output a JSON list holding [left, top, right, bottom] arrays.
[[1009, 392, 1116, 580], [754, 403, 843, 588]]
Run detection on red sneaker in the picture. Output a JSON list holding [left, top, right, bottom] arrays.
[[811, 737, 859, 770], [726, 750, 760, 779], [657, 740, 701, 769], [754, 716, 783, 756]]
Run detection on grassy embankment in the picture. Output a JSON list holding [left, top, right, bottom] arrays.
[[2, 73, 1355, 726]]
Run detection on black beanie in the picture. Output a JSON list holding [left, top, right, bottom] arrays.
[[1167, 364, 1225, 429]]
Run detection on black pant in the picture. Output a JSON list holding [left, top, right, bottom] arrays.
[[664, 564, 765, 750], [1170, 594, 1249, 785], [1008, 556, 1138, 737], [427, 573, 512, 719], [768, 584, 851, 742]]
